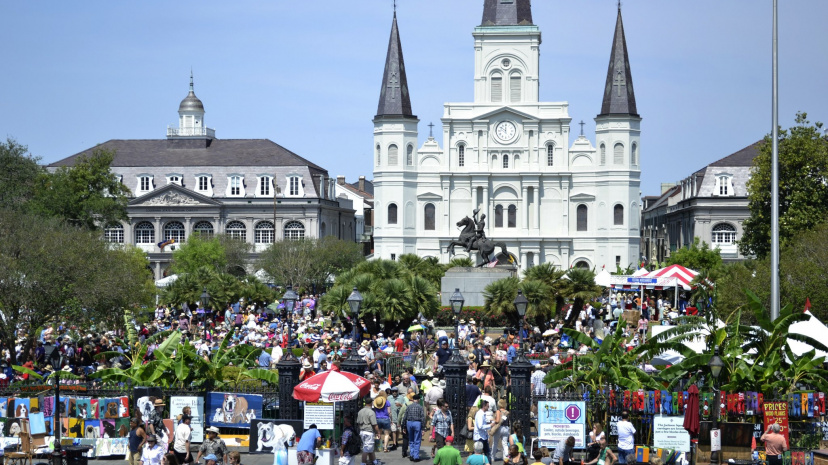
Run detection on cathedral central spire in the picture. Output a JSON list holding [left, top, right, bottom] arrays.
[[480, 0, 533, 26], [375, 11, 415, 119], [599, 7, 638, 116]]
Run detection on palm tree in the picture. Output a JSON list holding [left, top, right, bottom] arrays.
[[519, 279, 552, 324], [445, 257, 475, 269], [561, 268, 602, 328], [523, 263, 567, 315], [482, 277, 519, 321]]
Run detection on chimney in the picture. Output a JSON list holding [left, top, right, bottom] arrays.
[[337, 176, 346, 185], [660, 182, 676, 195], [359, 176, 365, 192]]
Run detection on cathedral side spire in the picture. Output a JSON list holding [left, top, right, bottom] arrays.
[[375, 11, 415, 119], [599, 7, 638, 116], [480, 0, 533, 26]]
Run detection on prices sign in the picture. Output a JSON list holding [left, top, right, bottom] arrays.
[[763, 401, 790, 443]]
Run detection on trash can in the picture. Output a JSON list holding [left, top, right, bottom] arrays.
[[64, 446, 93, 465]]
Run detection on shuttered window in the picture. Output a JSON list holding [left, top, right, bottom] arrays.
[[388, 144, 398, 165], [491, 75, 502, 102], [614, 143, 624, 164], [577, 205, 588, 231], [510, 75, 521, 102], [424, 203, 435, 230], [507, 205, 517, 228], [614, 205, 624, 225], [495, 205, 504, 227], [600, 144, 606, 165]]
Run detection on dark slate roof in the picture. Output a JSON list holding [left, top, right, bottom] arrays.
[[376, 13, 415, 119], [349, 179, 374, 196], [709, 141, 763, 167], [480, 0, 534, 26], [49, 139, 327, 172], [599, 8, 638, 117]]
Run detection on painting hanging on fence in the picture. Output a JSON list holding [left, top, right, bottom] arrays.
[[248, 418, 301, 465], [207, 393, 263, 428]]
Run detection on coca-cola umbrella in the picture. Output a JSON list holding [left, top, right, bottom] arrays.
[[293, 370, 371, 403]]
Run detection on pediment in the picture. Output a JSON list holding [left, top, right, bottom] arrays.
[[475, 107, 540, 122], [130, 184, 221, 207], [570, 193, 596, 202], [417, 191, 443, 201]]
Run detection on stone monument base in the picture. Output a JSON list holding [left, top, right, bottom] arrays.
[[441, 266, 518, 308]]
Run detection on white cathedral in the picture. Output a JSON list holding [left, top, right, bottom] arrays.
[[372, 0, 641, 271]]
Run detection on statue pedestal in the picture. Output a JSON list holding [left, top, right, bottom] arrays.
[[441, 266, 517, 307]]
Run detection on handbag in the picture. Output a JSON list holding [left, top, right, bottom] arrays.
[[459, 423, 473, 440]]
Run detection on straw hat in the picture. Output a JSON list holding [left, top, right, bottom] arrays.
[[153, 399, 166, 407], [302, 360, 312, 369], [480, 361, 491, 368], [373, 397, 386, 409]]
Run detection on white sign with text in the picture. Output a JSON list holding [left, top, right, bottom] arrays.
[[653, 416, 691, 452]]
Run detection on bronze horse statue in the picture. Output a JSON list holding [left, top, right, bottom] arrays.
[[446, 216, 509, 266]]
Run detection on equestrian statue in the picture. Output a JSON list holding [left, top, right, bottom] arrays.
[[446, 208, 511, 266]]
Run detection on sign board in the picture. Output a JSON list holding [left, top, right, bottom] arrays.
[[303, 402, 335, 430], [609, 415, 620, 436], [170, 396, 205, 443], [206, 392, 263, 429], [538, 401, 587, 448], [711, 429, 721, 452], [763, 401, 790, 443], [610, 276, 679, 287], [653, 416, 691, 453]]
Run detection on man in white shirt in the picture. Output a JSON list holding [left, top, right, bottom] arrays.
[[173, 415, 192, 463], [270, 344, 283, 366], [473, 400, 493, 463], [616, 411, 636, 464], [531, 364, 547, 397]]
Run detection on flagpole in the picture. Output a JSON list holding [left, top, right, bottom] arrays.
[[770, 0, 780, 321]]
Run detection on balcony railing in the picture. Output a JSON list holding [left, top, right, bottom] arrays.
[[166, 127, 215, 138]]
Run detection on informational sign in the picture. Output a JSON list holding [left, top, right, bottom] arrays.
[[537, 401, 586, 448], [610, 276, 679, 287], [303, 402, 334, 430], [609, 415, 620, 436], [763, 401, 790, 443], [711, 429, 721, 452], [170, 396, 205, 443], [653, 416, 691, 452]]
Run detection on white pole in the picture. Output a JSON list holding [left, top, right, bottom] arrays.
[[770, 0, 780, 321], [674, 282, 679, 312]]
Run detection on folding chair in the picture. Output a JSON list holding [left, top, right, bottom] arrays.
[[6, 431, 34, 465]]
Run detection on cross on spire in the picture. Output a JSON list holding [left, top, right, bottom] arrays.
[[579, 120, 585, 136], [428, 122, 435, 137]]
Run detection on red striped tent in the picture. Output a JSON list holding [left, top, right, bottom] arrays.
[[647, 264, 698, 290]]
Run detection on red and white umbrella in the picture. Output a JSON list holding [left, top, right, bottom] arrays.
[[648, 264, 698, 290], [293, 370, 371, 403]]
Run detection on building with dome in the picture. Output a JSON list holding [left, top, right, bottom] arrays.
[[371, 0, 641, 270], [49, 73, 356, 279]]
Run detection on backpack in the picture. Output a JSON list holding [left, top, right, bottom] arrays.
[[345, 428, 362, 456]]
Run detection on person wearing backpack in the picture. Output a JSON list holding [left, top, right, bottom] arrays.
[[340, 415, 362, 465]]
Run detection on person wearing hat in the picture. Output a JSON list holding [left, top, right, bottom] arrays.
[[139, 434, 164, 465], [203, 455, 219, 465], [196, 427, 228, 465], [173, 415, 192, 464], [372, 395, 392, 453], [433, 433, 460, 465], [475, 361, 495, 390], [433, 339, 452, 371], [357, 397, 380, 465], [387, 387, 403, 451], [300, 359, 315, 381]]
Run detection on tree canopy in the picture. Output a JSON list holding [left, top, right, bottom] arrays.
[[171, 233, 252, 276], [667, 237, 722, 272], [0, 138, 43, 212], [258, 236, 364, 291]]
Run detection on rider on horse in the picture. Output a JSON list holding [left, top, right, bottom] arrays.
[[465, 209, 487, 252]]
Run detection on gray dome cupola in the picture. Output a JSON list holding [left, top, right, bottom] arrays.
[[167, 72, 215, 140], [179, 71, 205, 113]]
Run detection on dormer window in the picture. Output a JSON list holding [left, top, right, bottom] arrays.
[[286, 174, 304, 197], [227, 175, 245, 197], [195, 174, 213, 197], [137, 175, 154, 194], [198, 176, 209, 191], [166, 174, 183, 186], [257, 175, 273, 198], [715, 174, 734, 196]]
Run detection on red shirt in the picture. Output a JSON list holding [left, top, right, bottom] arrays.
[[394, 338, 404, 352]]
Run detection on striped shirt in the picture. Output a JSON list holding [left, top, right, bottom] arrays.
[[403, 402, 425, 423]]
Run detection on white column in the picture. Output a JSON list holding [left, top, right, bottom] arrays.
[[522, 185, 529, 231], [482, 185, 491, 236], [534, 186, 541, 232]]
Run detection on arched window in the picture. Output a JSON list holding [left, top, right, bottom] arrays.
[[255, 221, 275, 244], [491, 74, 503, 102], [614, 204, 624, 225], [492, 154, 498, 169], [193, 221, 214, 237], [547, 144, 554, 166], [631, 143, 638, 166], [575, 260, 590, 270], [406, 145, 414, 166], [387, 203, 398, 225], [376, 144, 381, 166], [502, 154, 509, 169], [388, 144, 399, 165], [284, 221, 305, 241], [458, 144, 465, 167], [507, 205, 517, 228], [134, 222, 154, 244], [104, 223, 124, 243], [495, 205, 504, 227], [712, 223, 737, 245], [424, 203, 436, 230], [613, 143, 624, 165], [600, 144, 606, 165], [576, 205, 588, 231], [164, 221, 185, 243], [510, 73, 521, 102], [226, 221, 247, 241]]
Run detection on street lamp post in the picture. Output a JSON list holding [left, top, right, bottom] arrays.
[[708, 348, 724, 465], [275, 285, 301, 420], [341, 288, 367, 421], [510, 289, 532, 439], [444, 289, 467, 445], [201, 288, 210, 342], [45, 345, 63, 465], [281, 286, 298, 360]]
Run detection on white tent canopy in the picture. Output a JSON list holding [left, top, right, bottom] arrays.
[[254, 269, 274, 284], [594, 268, 612, 287], [632, 267, 649, 277], [788, 310, 828, 359], [155, 274, 178, 288]]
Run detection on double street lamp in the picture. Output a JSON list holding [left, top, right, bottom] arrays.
[[708, 348, 724, 465]]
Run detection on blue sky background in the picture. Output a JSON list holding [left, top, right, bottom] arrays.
[[1, 1, 826, 195]]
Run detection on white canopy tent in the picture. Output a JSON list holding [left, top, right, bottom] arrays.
[[788, 310, 828, 359], [594, 268, 612, 287], [154, 274, 178, 288]]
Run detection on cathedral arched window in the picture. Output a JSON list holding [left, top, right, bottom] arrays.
[[712, 223, 737, 245], [376, 144, 381, 166], [424, 203, 436, 230], [507, 205, 517, 228], [104, 223, 124, 243], [255, 221, 275, 244], [600, 144, 606, 165], [576, 205, 588, 231], [458, 144, 465, 167], [388, 144, 399, 166], [510, 73, 522, 103], [193, 221, 214, 237], [492, 154, 498, 169], [614, 143, 624, 165], [226, 221, 247, 241], [406, 144, 414, 166], [502, 154, 509, 169], [614, 204, 624, 226], [547, 144, 554, 166], [387, 203, 398, 225], [495, 205, 504, 228], [134, 222, 155, 244], [631, 143, 638, 166], [164, 221, 185, 243], [491, 73, 503, 102], [284, 221, 305, 241]]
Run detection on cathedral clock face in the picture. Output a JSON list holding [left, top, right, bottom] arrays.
[[495, 120, 517, 143]]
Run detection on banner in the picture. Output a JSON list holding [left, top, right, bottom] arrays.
[[653, 416, 690, 452], [763, 401, 790, 444], [537, 401, 586, 448], [303, 402, 334, 430], [207, 392, 263, 428], [248, 419, 301, 454], [170, 396, 205, 443]]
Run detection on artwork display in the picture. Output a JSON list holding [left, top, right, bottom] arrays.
[[248, 418, 301, 465], [207, 393, 263, 428]]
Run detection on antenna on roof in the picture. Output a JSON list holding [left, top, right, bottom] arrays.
[[189, 68, 194, 92]]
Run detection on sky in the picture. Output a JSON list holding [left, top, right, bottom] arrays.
[[1, 1, 826, 196]]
